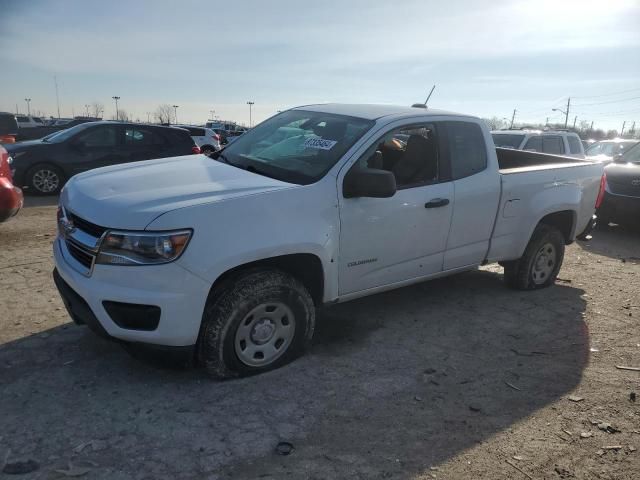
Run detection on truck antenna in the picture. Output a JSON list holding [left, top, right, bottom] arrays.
[[424, 85, 436, 106]]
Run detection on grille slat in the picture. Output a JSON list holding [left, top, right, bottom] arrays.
[[68, 212, 107, 238], [66, 240, 94, 269]]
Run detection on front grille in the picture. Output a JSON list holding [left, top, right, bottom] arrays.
[[66, 240, 94, 268], [68, 212, 107, 238], [608, 179, 640, 197]]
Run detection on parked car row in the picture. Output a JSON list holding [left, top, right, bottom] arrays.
[[6, 122, 201, 195]]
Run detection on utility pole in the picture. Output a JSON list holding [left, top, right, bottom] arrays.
[[545, 117, 549, 126], [509, 109, 516, 129], [146, 112, 151, 123], [112, 96, 120, 120], [572, 115, 577, 129], [54, 75, 61, 118], [209, 110, 215, 120], [590, 121, 593, 131], [247, 101, 255, 127], [564, 98, 570, 128], [631, 121, 636, 134], [84, 104, 90, 117], [24, 98, 31, 116], [621, 121, 626, 136], [172, 105, 179, 124]]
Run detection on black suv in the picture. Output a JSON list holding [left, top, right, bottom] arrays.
[[0, 112, 19, 144], [6, 122, 198, 194]]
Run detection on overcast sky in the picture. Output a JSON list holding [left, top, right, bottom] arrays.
[[1, 0, 639, 130]]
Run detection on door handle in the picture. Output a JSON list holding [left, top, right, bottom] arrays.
[[425, 198, 450, 209]]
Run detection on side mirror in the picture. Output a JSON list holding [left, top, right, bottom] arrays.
[[612, 153, 624, 163], [343, 168, 397, 199]]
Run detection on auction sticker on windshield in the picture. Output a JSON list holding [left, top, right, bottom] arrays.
[[304, 138, 337, 150]]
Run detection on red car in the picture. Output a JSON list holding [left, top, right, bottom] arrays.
[[0, 144, 23, 222]]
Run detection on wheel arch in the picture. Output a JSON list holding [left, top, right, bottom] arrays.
[[536, 210, 577, 245], [206, 253, 325, 307]]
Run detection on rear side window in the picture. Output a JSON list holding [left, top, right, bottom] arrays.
[[542, 136, 564, 154], [523, 136, 542, 152], [125, 128, 165, 146], [78, 126, 119, 147], [567, 136, 582, 154], [446, 122, 487, 179]]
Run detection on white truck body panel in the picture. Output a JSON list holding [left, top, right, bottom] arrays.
[[54, 104, 604, 347]]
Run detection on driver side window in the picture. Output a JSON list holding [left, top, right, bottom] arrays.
[[351, 124, 440, 189]]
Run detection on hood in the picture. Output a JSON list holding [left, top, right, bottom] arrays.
[[5, 139, 47, 152], [61, 155, 295, 229]]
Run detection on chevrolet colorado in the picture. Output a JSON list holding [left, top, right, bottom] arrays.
[[53, 104, 604, 378]]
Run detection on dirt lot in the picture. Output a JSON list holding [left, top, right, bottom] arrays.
[[1, 198, 639, 479]]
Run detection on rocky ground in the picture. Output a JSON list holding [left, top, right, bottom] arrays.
[[0, 198, 638, 479]]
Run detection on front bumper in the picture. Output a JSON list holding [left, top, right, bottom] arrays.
[[0, 178, 23, 222], [53, 236, 211, 346]]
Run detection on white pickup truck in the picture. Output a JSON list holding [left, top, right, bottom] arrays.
[[53, 104, 604, 378]]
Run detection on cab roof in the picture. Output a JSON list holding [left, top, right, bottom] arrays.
[[292, 103, 471, 121]]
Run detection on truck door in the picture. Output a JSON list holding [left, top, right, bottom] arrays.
[[442, 121, 501, 270], [338, 122, 454, 295]]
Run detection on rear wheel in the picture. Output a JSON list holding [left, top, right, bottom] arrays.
[[197, 269, 315, 379], [26, 164, 64, 195], [503, 225, 565, 290]]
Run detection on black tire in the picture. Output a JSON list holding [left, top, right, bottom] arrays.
[[197, 269, 315, 379], [200, 145, 215, 157], [26, 163, 65, 195], [503, 225, 565, 290]]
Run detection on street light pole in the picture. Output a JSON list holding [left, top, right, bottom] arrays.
[[209, 110, 215, 120], [172, 105, 179, 124], [24, 98, 31, 116], [85, 104, 90, 117], [509, 109, 517, 129], [246, 101, 255, 128], [112, 96, 120, 120]]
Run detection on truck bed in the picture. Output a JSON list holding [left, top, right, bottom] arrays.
[[496, 147, 587, 173]]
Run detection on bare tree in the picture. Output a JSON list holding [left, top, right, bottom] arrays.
[[483, 117, 507, 130], [155, 104, 173, 124], [116, 109, 129, 121], [91, 101, 104, 119]]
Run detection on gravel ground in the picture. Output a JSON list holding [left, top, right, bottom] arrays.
[[0, 198, 638, 479]]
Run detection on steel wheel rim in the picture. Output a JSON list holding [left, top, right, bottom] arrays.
[[234, 302, 296, 367], [532, 242, 556, 285], [33, 169, 59, 193]]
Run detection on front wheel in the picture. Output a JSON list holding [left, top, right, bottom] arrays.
[[197, 269, 315, 379], [26, 164, 65, 195], [503, 225, 565, 290]]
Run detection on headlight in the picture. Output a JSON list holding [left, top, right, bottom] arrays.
[[96, 230, 192, 266]]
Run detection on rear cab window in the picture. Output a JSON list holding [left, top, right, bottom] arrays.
[[542, 136, 564, 154], [446, 122, 487, 179], [492, 133, 524, 149]]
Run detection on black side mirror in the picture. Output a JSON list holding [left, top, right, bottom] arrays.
[[343, 168, 397, 199], [612, 153, 624, 163]]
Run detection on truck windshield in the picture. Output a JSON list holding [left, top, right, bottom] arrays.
[[218, 110, 374, 185], [492, 133, 525, 149]]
